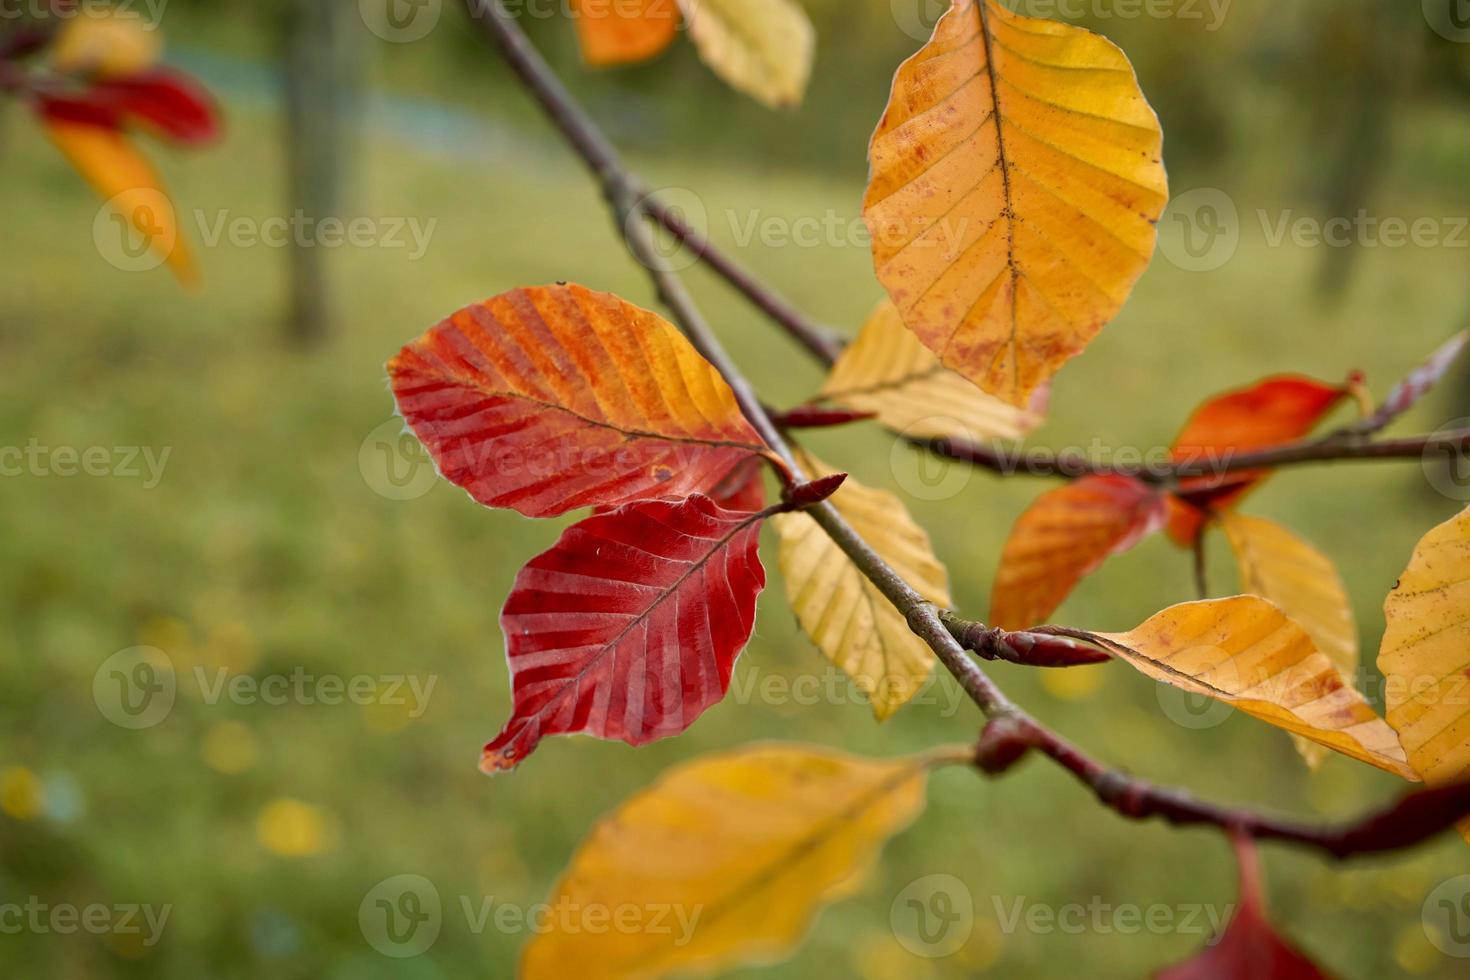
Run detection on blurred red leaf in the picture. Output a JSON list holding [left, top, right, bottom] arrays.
[[389, 285, 768, 519], [1157, 836, 1332, 979], [708, 456, 766, 513], [1166, 375, 1353, 545], [37, 69, 219, 144], [990, 475, 1167, 630], [484, 494, 767, 772]]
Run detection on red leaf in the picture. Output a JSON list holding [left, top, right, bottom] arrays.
[[990, 475, 1167, 630], [37, 69, 219, 144], [1166, 375, 1353, 545], [390, 285, 768, 519], [1156, 836, 1332, 979], [484, 494, 767, 772]]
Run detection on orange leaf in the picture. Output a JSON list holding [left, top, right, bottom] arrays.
[[862, 0, 1167, 407], [389, 284, 768, 518], [990, 474, 1166, 630], [1090, 597, 1415, 779], [1166, 375, 1353, 545], [571, 0, 679, 66], [43, 120, 198, 287]]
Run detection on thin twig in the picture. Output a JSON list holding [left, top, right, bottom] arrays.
[[465, 0, 1470, 858]]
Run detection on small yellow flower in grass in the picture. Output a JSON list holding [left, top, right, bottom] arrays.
[[0, 767, 44, 821], [1039, 663, 1107, 702], [256, 798, 337, 857], [203, 721, 259, 775]]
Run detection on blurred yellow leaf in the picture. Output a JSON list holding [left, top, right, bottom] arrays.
[[773, 451, 949, 719], [1089, 597, 1415, 778], [44, 121, 198, 287], [571, 0, 679, 66], [675, 0, 814, 108], [521, 744, 932, 980], [862, 0, 1167, 407], [256, 798, 336, 857], [1221, 512, 1359, 770], [820, 298, 1044, 442], [51, 11, 161, 78], [1379, 507, 1470, 814], [0, 766, 44, 821]]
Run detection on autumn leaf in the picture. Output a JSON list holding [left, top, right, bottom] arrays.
[[389, 284, 768, 519], [990, 474, 1166, 631], [675, 0, 815, 108], [1156, 835, 1332, 979], [484, 494, 766, 772], [521, 743, 934, 979], [1378, 506, 1470, 814], [862, 0, 1167, 408], [1084, 597, 1414, 778], [1220, 512, 1359, 770], [50, 8, 161, 78], [41, 121, 198, 286], [773, 451, 950, 719], [819, 297, 1045, 442], [1165, 374, 1355, 545], [571, 0, 679, 66], [707, 455, 766, 512]]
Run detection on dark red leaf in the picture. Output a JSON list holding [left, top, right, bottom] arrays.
[[708, 456, 767, 513], [484, 494, 767, 772], [769, 405, 877, 429], [1166, 375, 1353, 545], [36, 69, 219, 144], [1156, 836, 1333, 979]]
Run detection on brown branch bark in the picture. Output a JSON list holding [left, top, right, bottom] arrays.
[[464, 0, 1470, 859]]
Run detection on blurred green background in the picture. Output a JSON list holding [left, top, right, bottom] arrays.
[[2, 0, 1470, 976]]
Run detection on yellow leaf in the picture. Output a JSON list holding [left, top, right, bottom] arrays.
[[521, 744, 932, 980], [1378, 506, 1470, 801], [675, 0, 815, 108], [571, 0, 679, 66], [863, 0, 1167, 407], [1089, 597, 1415, 779], [773, 452, 950, 719], [51, 10, 162, 78], [44, 121, 198, 287], [1221, 512, 1359, 770], [820, 298, 1044, 442]]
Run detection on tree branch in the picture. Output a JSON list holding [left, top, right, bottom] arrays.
[[464, 0, 1469, 859]]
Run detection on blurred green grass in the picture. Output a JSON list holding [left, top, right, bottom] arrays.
[[1, 76, 1469, 978]]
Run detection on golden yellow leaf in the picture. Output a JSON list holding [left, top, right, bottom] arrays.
[[1378, 506, 1470, 798], [44, 121, 198, 287], [773, 451, 950, 719], [820, 298, 1044, 442], [51, 10, 162, 78], [863, 0, 1167, 407], [1221, 512, 1360, 770], [571, 0, 679, 66], [675, 0, 815, 108], [521, 744, 933, 980], [1087, 597, 1414, 779]]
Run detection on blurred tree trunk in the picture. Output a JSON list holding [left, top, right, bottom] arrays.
[[281, 0, 361, 345], [1306, 5, 1422, 301]]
